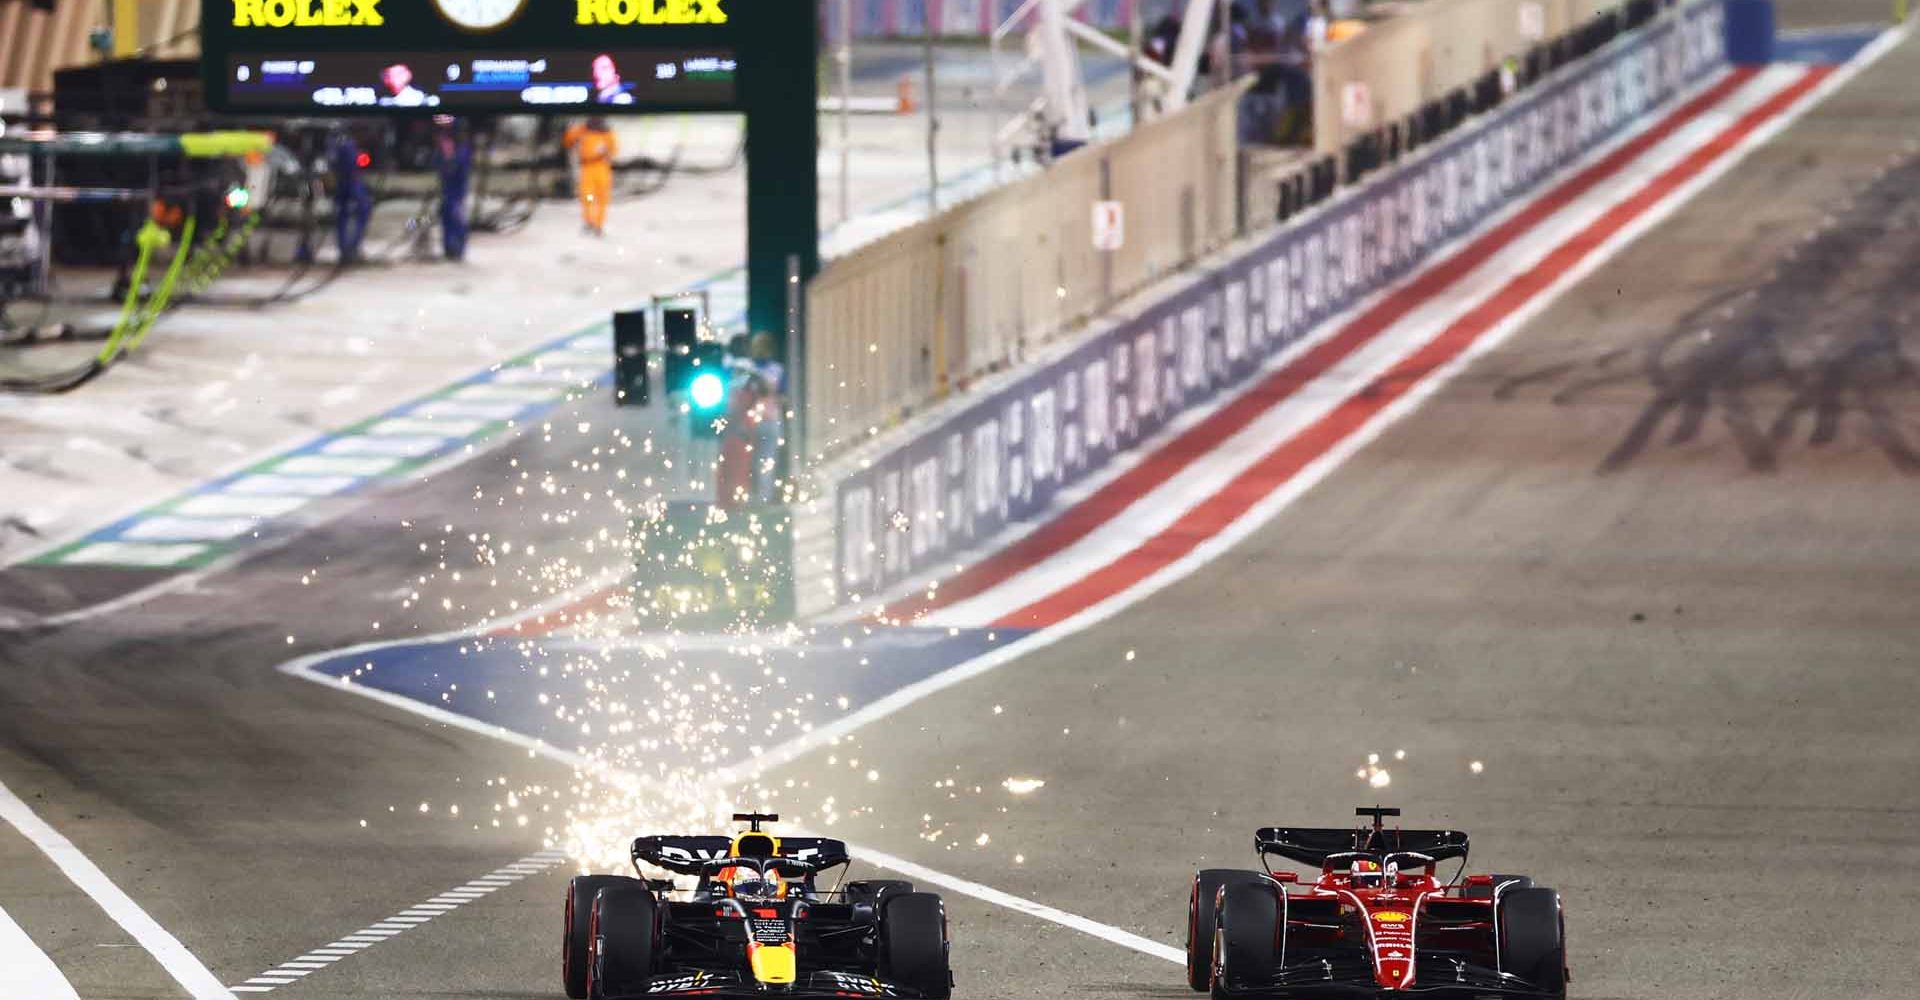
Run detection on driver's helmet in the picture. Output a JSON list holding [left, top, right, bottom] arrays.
[[720, 866, 786, 899], [1347, 858, 1383, 888]]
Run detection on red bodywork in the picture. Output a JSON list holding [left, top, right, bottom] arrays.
[[1271, 862, 1501, 990]]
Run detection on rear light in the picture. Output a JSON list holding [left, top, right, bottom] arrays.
[[1463, 875, 1495, 888]]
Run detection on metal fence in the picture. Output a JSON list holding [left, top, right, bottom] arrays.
[[805, 79, 1245, 454]]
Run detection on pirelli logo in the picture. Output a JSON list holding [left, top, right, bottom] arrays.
[[577, 0, 728, 26], [232, 0, 383, 28]]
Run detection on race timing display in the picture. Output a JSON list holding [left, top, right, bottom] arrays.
[[202, 0, 744, 114], [198, 0, 821, 355]]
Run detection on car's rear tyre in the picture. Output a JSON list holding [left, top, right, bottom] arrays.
[[565, 875, 639, 999], [846, 879, 916, 908], [879, 892, 951, 1000], [1211, 881, 1280, 1000], [1498, 886, 1566, 998], [589, 886, 658, 1000], [1187, 870, 1268, 991], [1464, 873, 1533, 899]]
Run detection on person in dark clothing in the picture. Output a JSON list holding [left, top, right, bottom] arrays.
[[328, 130, 373, 263], [434, 120, 473, 261]]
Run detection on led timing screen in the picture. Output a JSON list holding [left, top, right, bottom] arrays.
[[201, 0, 745, 114]]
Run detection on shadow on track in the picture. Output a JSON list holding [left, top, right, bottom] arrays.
[[1494, 146, 1920, 474]]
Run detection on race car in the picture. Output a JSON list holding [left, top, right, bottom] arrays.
[[563, 812, 953, 999], [1187, 807, 1566, 999]]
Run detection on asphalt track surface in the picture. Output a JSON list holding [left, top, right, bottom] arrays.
[[4, 18, 1919, 1000]]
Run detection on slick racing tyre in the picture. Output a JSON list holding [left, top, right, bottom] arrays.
[[1498, 886, 1567, 998], [1211, 881, 1280, 1000], [846, 879, 916, 908], [565, 875, 639, 999], [1187, 870, 1268, 991], [880, 892, 952, 1000], [589, 885, 659, 1000]]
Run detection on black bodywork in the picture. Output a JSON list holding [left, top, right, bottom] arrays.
[[602, 833, 927, 998]]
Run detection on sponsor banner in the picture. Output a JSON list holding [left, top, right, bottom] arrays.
[[833, 1, 1727, 602]]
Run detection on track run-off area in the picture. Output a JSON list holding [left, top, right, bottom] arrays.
[[3, 13, 1919, 1000]]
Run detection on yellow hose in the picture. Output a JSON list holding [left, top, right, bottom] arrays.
[[96, 219, 168, 365]]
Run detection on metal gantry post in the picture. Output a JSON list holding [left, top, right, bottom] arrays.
[[837, 0, 853, 228], [923, 14, 940, 214]]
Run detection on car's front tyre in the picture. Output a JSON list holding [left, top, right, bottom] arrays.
[[880, 892, 952, 1000], [1187, 870, 1268, 991], [1498, 886, 1566, 998], [589, 885, 658, 1000], [1211, 880, 1280, 1000], [564, 875, 640, 999]]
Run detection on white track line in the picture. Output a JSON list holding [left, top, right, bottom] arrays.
[[0, 904, 82, 1000], [227, 850, 569, 993], [279, 647, 1189, 969], [0, 777, 236, 1000], [839, 839, 1185, 964]]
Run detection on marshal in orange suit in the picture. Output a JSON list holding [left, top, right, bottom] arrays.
[[563, 117, 618, 236]]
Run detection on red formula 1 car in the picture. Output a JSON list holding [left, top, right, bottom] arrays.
[[563, 813, 953, 999], [1187, 808, 1566, 999]]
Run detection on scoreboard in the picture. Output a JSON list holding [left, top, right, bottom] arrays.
[[201, 0, 751, 114], [200, 0, 821, 401]]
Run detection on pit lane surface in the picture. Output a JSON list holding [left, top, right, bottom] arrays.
[[3, 14, 1918, 1000]]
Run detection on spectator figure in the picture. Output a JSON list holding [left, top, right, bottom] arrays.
[[1255, 0, 1316, 144], [716, 332, 788, 505], [328, 130, 373, 263], [744, 331, 787, 500], [563, 117, 617, 236], [1306, 0, 1332, 51], [434, 120, 473, 261]]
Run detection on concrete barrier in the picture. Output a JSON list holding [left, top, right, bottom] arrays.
[[804, 80, 1246, 457], [812, 0, 1729, 613]]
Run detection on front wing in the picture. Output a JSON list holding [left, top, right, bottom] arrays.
[[1226, 959, 1560, 999], [606, 969, 922, 998]]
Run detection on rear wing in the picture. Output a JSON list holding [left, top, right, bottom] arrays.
[[1255, 826, 1469, 868], [631, 835, 852, 876]]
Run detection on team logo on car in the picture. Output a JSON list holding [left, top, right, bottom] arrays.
[[1373, 911, 1411, 924]]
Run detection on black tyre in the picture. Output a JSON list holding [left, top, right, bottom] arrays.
[[879, 892, 951, 1000], [1186, 870, 1268, 991], [846, 879, 916, 908], [1210, 881, 1280, 1000], [589, 885, 658, 1000], [1464, 874, 1533, 899], [1498, 886, 1566, 998], [564, 875, 638, 999]]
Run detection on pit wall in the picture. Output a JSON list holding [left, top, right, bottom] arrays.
[[806, 0, 1730, 614]]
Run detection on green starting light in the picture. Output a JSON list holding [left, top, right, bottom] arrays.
[[689, 371, 726, 412], [224, 186, 251, 210]]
